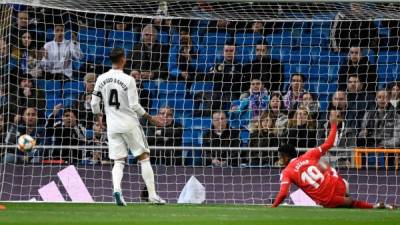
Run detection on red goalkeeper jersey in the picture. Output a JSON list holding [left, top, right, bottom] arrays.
[[273, 123, 339, 207]]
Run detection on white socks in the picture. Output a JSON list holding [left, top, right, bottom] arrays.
[[112, 160, 125, 193], [140, 158, 157, 198]]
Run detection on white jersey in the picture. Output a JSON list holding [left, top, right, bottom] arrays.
[[91, 69, 146, 133]]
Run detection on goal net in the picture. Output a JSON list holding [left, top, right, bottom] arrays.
[[0, 0, 399, 205]]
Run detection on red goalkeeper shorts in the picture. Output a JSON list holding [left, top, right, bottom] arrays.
[[323, 178, 347, 208]]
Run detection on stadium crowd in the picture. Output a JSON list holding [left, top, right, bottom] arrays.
[[0, 3, 399, 167]]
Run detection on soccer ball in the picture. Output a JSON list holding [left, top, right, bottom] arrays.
[[17, 134, 36, 152]]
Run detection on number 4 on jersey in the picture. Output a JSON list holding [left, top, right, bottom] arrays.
[[109, 89, 120, 109]]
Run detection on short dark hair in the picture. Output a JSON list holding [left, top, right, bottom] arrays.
[[224, 38, 236, 46], [109, 48, 125, 64], [291, 73, 305, 82], [63, 108, 78, 117], [278, 144, 297, 159], [348, 74, 360, 81]]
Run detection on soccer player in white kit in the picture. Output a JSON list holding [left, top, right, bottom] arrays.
[[91, 48, 166, 205]]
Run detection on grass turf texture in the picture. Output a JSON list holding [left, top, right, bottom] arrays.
[[0, 203, 399, 225]]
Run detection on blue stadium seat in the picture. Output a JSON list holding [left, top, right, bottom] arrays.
[[235, 33, 263, 45], [313, 83, 338, 95], [182, 129, 203, 146], [240, 130, 250, 146], [377, 64, 400, 83], [309, 65, 329, 82], [63, 81, 85, 95], [318, 93, 330, 111], [36, 80, 62, 97], [269, 46, 291, 62], [266, 33, 293, 46], [158, 81, 187, 98], [288, 47, 313, 64], [190, 82, 214, 95], [141, 80, 158, 96], [158, 31, 170, 44], [62, 94, 78, 108], [235, 46, 255, 64], [94, 46, 113, 66], [107, 30, 137, 50], [313, 50, 343, 65], [198, 45, 224, 68], [170, 32, 180, 45], [202, 32, 232, 45], [377, 51, 400, 64], [86, 129, 94, 140], [78, 28, 105, 45], [80, 44, 96, 63]]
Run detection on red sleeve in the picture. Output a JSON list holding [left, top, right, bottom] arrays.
[[304, 122, 337, 160], [272, 172, 291, 207], [319, 122, 337, 155]]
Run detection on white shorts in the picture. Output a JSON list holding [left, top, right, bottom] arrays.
[[107, 126, 150, 160]]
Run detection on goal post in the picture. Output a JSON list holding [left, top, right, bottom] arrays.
[[0, 0, 399, 205]]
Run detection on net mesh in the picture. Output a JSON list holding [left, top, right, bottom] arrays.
[[0, 1, 399, 205]]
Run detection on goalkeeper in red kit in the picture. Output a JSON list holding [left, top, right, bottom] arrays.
[[272, 111, 395, 209]]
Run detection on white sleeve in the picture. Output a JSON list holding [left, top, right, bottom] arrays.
[[127, 77, 146, 117], [91, 80, 102, 114], [69, 41, 82, 60], [40, 42, 51, 67]]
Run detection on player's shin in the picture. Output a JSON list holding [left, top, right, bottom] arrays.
[[140, 158, 157, 198], [112, 160, 125, 193]]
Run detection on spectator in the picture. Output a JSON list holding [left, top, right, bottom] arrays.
[[230, 78, 270, 127], [126, 24, 169, 80], [82, 120, 109, 165], [338, 46, 377, 92], [330, 3, 378, 52], [268, 92, 288, 136], [346, 75, 375, 132], [284, 106, 317, 148], [205, 41, 250, 110], [11, 31, 42, 77], [0, 113, 17, 160], [248, 111, 279, 166], [283, 73, 306, 112], [358, 90, 395, 148], [77, 73, 96, 129], [381, 107, 400, 148], [0, 38, 18, 81], [144, 106, 183, 165], [8, 75, 46, 124], [318, 92, 358, 149], [295, 92, 320, 120], [10, 10, 40, 47], [168, 29, 200, 82], [40, 23, 82, 81], [46, 104, 86, 163], [243, 40, 283, 93], [388, 82, 400, 108], [152, 17, 176, 43], [203, 111, 240, 167], [4, 107, 45, 163]]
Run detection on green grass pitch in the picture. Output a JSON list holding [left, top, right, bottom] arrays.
[[0, 203, 399, 225]]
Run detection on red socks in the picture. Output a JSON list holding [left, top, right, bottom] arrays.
[[351, 200, 373, 209]]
